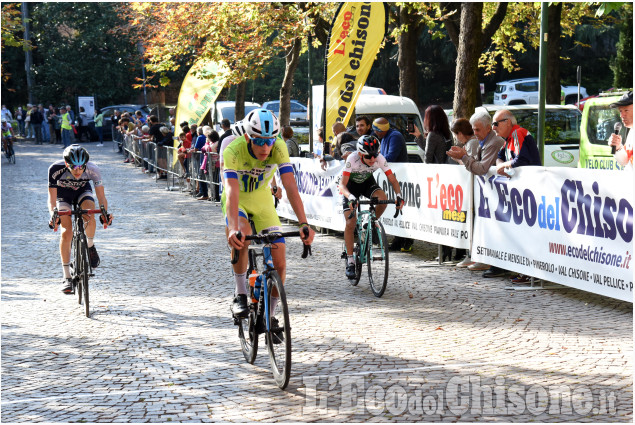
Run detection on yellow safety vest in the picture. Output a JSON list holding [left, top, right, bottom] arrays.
[[61, 112, 72, 130]]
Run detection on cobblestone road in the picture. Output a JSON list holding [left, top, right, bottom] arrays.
[[2, 141, 633, 422]]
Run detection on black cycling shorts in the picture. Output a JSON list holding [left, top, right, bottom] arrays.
[[342, 176, 382, 211]]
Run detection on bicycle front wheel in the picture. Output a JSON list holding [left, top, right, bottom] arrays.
[[8, 144, 15, 163], [367, 220, 389, 297], [72, 235, 83, 305], [265, 271, 291, 389], [80, 235, 90, 317]]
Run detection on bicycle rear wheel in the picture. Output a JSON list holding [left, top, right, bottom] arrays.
[[8, 144, 15, 163], [367, 220, 389, 297], [265, 271, 291, 389], [350, 228, 363, 286]]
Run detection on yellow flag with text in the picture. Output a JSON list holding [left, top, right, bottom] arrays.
[[174, 60, 229, 148], [323, 2, 388, 145]]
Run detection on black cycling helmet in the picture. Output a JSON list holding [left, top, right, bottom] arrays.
[[63, 144, 89, 168], [357, 134, 380, 157]]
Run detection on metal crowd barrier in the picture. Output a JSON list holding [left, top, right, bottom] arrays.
[[120, 132, 221, 199]]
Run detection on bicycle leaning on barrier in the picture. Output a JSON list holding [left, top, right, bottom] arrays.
[[231, 223, 311, 389], [50, 203, 111, 317]]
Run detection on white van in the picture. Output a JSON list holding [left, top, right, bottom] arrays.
[[310, 85, 425, 162], [210, 101, 261, 131]]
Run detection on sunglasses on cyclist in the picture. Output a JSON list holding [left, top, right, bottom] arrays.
[[68, 164, 86, 171], [363, 154, 378, 160], [250, 137, 276, 147], [492, 118, 509, 127]]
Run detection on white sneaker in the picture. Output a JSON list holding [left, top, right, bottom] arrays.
[[457, 256, 475, 268], [96, 143, 104, 147]]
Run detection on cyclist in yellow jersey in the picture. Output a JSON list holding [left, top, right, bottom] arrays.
[[223, 109, 315, 318]]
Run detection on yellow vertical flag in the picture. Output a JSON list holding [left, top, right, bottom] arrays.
[[174, 60, 229, 148], [323, 2, 388, 145]]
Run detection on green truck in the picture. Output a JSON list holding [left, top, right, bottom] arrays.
[[578, 91, 631, 170]]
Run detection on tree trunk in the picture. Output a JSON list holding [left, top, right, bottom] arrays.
[[453, 3, 483, 120], [279, 37, 302, 127], [546, 2, 562, 104], [397, 6, 421, 103], [234, 81, 246, 121]]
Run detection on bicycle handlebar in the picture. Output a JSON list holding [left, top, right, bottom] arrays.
[[50, 205, 111, 231], [347, 198, 403, 220], [230, 226, 311, 265]]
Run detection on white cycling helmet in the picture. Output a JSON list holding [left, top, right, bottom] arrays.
[[244, 108, 279, 138], [232, 120, 246, 137]]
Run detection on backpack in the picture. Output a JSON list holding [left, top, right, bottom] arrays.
[[76, 114, 83, 126]]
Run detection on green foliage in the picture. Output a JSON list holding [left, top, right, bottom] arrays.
[[29, 3, 140, 106], [611, 3, 633, 88]]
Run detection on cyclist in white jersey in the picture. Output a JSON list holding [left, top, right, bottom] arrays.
[[339, 135, 404, 278]]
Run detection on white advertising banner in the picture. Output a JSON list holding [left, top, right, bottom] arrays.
[[374, 162, 472, 249], [471, 167, 633, 302], [276, 158, 473, 249]]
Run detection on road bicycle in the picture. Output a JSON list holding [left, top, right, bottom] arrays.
[[50, 203, 110, 317], [3, 136, 15, 164], [231, 224, 311, 389], [342, 197, 400, 297]]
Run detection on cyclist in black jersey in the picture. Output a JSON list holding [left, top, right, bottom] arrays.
[[48, 145, 113, 293]]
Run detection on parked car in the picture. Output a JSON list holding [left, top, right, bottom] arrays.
[[494, 78, 588, 106], [475, 104, 583, 167], [262, 100, 308, 122], [86, 104, 151, 141], [209, 101, 260, 131]]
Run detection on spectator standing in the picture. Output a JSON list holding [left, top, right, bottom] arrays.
[[53, 107, 62, 144], [423, 106, 453, 165], [282, 126, 300, 157], [30, 104, 44, 145], [350, 115, 372, 138], [447, 110, 506, 277], [335, 132, 356, 160], [94, 108, 104, 146], [493, 109, 542, 177], [218, 119, 232, 144], [60, 106, 73, 147], [112, 109, 122, 152], [197, 127, 219, 200], [47, 105, 58, 144], [39, 104, 51, 144], [76, 106, 89, 142], [491, 109, 542, 283], [25, 103, 34, 139], [450, 118, 479, 268], [15, 106, 25, 136], [423, 106, 455, 260], [372, 117, 411, 251], [607, 91, 633, 171], [1, 105, 13, 122]]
